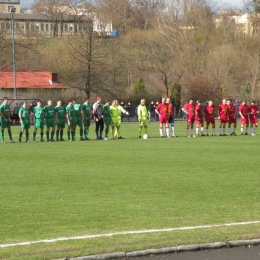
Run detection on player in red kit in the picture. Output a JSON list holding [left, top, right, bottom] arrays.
[[248, 101, 259, 136], [218, 99, 228, 136], [204, 100, 216, 136], [195, 100, 205, 136], [239, 100, 249, 135], [155, 98, 169, 137], [227, 99, 237, 136], [182, 98, 195, 137], [166, 97, 176, 137]]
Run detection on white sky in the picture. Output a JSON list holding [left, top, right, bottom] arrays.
[[20, 0, 245, 9]]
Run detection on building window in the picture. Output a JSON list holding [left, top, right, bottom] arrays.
[[6, 22, 10, 30], [69, 24, 73, 31], [45, 24, 49, 31], [1, 23, 4, 29], [41, 24, 44, 31], [21, 24, 25, 30], [31, 23, 34, 31], [64, 24, 68, 31], [26, 23, 29, 30], [15, 22, 19, 29]]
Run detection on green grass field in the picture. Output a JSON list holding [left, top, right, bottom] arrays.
[[1, 121, 260, 260]]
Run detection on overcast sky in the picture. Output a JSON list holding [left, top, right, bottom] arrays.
[[20, 0, 244, 9]]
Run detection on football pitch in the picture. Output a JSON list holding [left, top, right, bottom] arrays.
[[1, 121, 260, 260]]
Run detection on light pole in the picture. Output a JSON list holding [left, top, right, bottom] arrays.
[[11, 7, 16, 99]]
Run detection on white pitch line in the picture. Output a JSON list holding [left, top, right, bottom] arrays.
[[1, 221, 260, 248]]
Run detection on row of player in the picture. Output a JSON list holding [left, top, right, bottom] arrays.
[[154, 97, 259, 138], [0, 96, 258, 143]]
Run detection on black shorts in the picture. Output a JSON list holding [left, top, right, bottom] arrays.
[[168, 116, 174, 123]]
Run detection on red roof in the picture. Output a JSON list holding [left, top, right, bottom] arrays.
[[0, 70, 66, 89]]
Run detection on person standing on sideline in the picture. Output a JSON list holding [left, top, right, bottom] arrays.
[[18, 101, 30, 142], [248, 100, 259, 136], [155, 98, 169, 137], [93, 96, 104, 140], [103, 100, 111, 140], [33, 100, 44, 142], [239, 100, 249, 135], [204, 100, 216, 136], [166, 97, 176, 137], [66, 100, 76, 141], [13, 102, 19, 125], [195, 100, 205, 137], [82, 98, 92, 140], [43, 100, 56, 142], [227, 99, 237, 136], [182, 98, 195, 137], [218, 98, 228, 136], [55, 100, 66, 141], [0, 97, 15, 143], [137, 99, 149, 138]]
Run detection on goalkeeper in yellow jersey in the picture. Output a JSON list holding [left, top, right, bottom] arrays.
[[137, 99, 149, 138]]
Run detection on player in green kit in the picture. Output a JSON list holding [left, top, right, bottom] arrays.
[[43, 100, 56, 142], [115, 100, 129, 139], [18, 101, 30, 142], [55, 100, 66, 141], [33, 100, 44, 142], [103, 100, 111, 140], [82, 98, 92, 140], [66, 100, 76, 141], [72, 99, 84, 140], [110, 100, 120, 139], [0, 97, 15, 143], [137, 99, 149, 138]]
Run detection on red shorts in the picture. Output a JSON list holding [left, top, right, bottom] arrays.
[[228, 117, 237, 124], [159, 115, 169, 124], [220, 115, 228, 123], [187, 115, 195, 124], [195, 116, 203, 124], [249, 115, 258, 124], [240, 116, 248, 125], [206, 117, 215, 125]]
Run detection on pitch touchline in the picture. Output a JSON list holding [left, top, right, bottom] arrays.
[[1, 221, 260, 248]]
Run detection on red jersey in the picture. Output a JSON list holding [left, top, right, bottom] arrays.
[[248, 105, 259, 115], [218, 104, 228, 117], [167, 103, 174, 116], [195, 104, 203, 118], [204, 105, 214, 118], [156, 103, 168, 117], [239, 104, 248, 117], [227, 104, 236, 118], [183, 103, 195, 116]]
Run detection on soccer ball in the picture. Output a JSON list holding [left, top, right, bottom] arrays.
[[143, 134, 148, 139]]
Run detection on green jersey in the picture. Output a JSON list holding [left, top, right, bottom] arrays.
[[110, 106, 119, 117], [55, 106, 66, 120], [34, 106, 44, 119], [66, 105, 75, 118], [43, 105, 55, 120], [137, 104, 148, 118], [0, 104, 10, 118], [82, 103, 91, 117], [19, 107, 29, 121], [103, 104, 111, 118], [73, 104, 82, 118]]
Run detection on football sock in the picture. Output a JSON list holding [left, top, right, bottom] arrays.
[[159, 128, 163, 136], [171, 126, 175, 135], [8, 129, 12, 140], [19, 131, 23, 140], [51, 131, 55, 140], [40, 132, 44, 140], [1, 130, 4, 141], [60, 130, 63, 140], [144, 128, 148, 134], [196, 128, 199, 135], [80, 128, 83, 137], [33, 132, 36, 141], [56, 130, 60, 139], [138, 127, 142, 136], [67, 131, 71, 140], [26, 132, 29, 141], [46, 131, 50, 140], [201, 127, 204, 134], [166, 128, 169, 136]]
